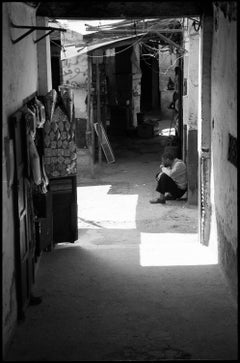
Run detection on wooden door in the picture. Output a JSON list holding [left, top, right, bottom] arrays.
[[33, 191, 53, 254], [11, 111, 34, 319]]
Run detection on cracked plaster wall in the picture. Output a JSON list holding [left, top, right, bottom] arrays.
[[159, 50, 177, 119], [211, 3, 237, 296], [185, 20, 200, 204], [62, 53, 88, 119]]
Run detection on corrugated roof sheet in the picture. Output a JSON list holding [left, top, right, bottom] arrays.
[[61, 17, 183, 60]]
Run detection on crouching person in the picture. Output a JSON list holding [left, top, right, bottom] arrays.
[[150, 151, 187, 204]]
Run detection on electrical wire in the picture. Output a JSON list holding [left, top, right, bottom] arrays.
[[86, 19, 175, 59], [140, 42, 176, 73], [140, 53, 160, 75], [87, 33, 148, 58], [160, 53, 184, 75], [141, 42, 176, 70], [142, 42, 159, 55]]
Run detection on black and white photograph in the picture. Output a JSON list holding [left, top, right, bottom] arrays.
[[2, 1, 237, 361]]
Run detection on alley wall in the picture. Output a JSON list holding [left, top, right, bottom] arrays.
[[210, 3, 237, 298], [2, 2, 39, 355], [183, 19, 199, 205], [62, 53, 88, 119], [159, 50, 177, 120]]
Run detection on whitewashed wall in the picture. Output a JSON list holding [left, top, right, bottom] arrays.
[[187, 24, 199, 130], [184, 19, 200, 205], [159, 49, 177, 120], [210, 3, 237, 295], [2, 2, 39, 355], [61, 53, 88, 119], [131, 43, 142, 127]]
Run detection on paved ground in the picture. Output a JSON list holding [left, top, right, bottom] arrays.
[[5, 133, 238, 361]]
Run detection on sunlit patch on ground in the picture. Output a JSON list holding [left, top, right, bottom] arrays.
[[140, 233, 218, 266], [77, 185, 138, 229], [77, 184, 217, 267]]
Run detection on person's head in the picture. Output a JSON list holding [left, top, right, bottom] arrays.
[[162, 152, 175, 167]]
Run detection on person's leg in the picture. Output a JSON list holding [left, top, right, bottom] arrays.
[[150, 173, 186, 204], [156, 173, 180, 198], [150, 173, 176, 204], [175, 188, 187, 199]]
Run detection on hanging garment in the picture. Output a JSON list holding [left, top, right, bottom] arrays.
[[29, 104, 39, 127], [59, 86, 74, 123], [28, 134, 42, 185], [43, 89, 57, 123], [34, 97, 46, 128], [25, 107, 37, 139], [41, 157, 49, 186]]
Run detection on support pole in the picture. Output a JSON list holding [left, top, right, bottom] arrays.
[[96, 58, 102, 165], [152, 30, 186, 54], [87, 58, 94, 177]]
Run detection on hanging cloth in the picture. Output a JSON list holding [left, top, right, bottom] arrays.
[[43, 89, 57, 123], [28, 134, 42, 185], [34, 96, 46, 128], [24, 107, 37, 139], [59, 85, 74, 123]]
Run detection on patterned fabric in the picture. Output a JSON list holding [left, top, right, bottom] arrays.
[[44, 105, 77, 178]]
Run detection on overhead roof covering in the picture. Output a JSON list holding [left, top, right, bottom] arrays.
[[74, 34, 146, 57], [61, 34, 143, 59], [60, 17, 185, 60]]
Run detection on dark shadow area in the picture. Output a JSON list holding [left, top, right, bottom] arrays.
[[5, 242, 237, 361], [6, 134, 237, 362]]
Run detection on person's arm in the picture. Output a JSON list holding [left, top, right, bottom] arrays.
[[163, 161, 186, 179], [161, 166, 172, 176], [156, 164, 164, 180]]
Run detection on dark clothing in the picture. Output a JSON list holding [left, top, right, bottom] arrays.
[[156, 172, 187, 199]]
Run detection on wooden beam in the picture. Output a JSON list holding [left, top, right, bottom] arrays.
[[86, 29, 183, 34], [37, 2, 206, 18], [87, 58, 95, 176], [151, 30, 186, 52]]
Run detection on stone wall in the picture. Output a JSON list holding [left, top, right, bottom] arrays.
[[210, 2, 237, 297], [2, 2, 39, 355]]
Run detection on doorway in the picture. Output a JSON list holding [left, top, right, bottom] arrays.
[[140, 47, 160, 113]]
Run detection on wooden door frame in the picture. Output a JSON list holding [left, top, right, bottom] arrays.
[[10, 110, 32, 319]]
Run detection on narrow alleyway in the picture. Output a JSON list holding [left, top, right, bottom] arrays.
[[6, 135, 237, 361]]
